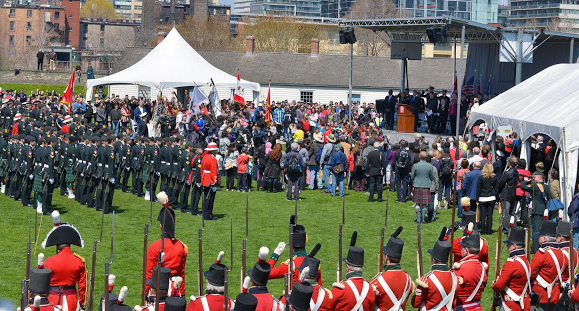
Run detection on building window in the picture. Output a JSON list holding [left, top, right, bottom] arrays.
[[9, 35, 14, 46], [9, 21, 15, 31], [27, 22, 32, 31], [69, 27, 73, 32], [69, 14, 72, 18], [55, 11, 60, 19], [300, 91, 313, 103], [100, 24, 105, 31], [27, 9, 33, 18], [9, 8, 15, 17], [26, 36, 32, 45], [100, 38, 104, 47]]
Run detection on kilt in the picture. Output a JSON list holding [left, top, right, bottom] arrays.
[[413, 187, 432, 205], [142, 169, 150, 183], [33, 175, 43, 192], [65, 168, 74, 183]]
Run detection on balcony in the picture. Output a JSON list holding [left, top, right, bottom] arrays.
[[508, 3, 561, 10]]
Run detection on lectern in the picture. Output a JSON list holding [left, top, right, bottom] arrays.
[[397, 104, 415, 133]]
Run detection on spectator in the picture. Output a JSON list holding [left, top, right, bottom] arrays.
[[36, 49, 44, 71], [328, 143, 347, 197], [366, 141, 385, 202], [456, 158, 470, 218], [549, 169, 561, 201], [320, 134, 337, 194], [236, 147, 250, 192], [463, 161, 483, 212], [110, 103, 121, 134], [520, 171, 550, 253], [87, 64, 94, 79], [411, 151, 434, 223], [427, 154, 439, 221], [394, 140, 412, 202], [49, 49, 57, 71], [120, 103, 131, 128], [265, 144, 282, 193], [498, 156, 519, 232], [284, 142, 305, 200], [516, 158, 531, 226], [477, 163, 498, 234], [224, 145, 238, 191], [438, 152, 453, 209]]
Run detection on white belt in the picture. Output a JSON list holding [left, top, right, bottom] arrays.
[[43, 164, 49, 168], [173, 162, 178, 165], [161, 161, 166, 164], [105, 165, 109, 168], [133, 157, 138, 160], [97, 164, 102, 167], [82, 161, 86, 164], [122, 157, 126, 160], [203, 170, 211, 173], [455, 302, 480, 309]]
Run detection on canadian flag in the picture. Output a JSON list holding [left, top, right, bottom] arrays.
[[234, 71, 245, 108], [62, 70, 75, 115]]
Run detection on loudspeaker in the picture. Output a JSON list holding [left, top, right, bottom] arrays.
[[426, 27, 436, 43], [339, 30, 347, 44], [435, 28, 447, 44], [339, 29, 357, 44]]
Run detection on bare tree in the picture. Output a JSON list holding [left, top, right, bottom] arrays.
[[546, 15, 577, 33], [175, 16, 234, 50], [346, 0, 401, 56]]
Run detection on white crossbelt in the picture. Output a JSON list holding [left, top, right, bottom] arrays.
[[310, 287, 326, 311], [465, 262, 486, 302], [271, 298, 278, 311], [374, 273, 411, 311], [535, 249, 563, 299], [345, 279, 370, 311], [504, 257, 531, 311], [200, 297, 210, 311], [428, 272, 457, 311]]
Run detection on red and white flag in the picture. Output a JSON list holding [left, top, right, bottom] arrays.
[[265, 82, 272, 125], [62, 70, 75, 114], [234, 71, 245, 108]]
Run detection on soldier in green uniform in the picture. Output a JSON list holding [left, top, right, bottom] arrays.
[[176, 142, 193, 212], [131, 138, 144, 197], [42, 137, 57, 213], [143, 138, 160, 201], [85, 137, 100, 208], [0, 133, 8, 194], [94, 137, 107, 211], [168, 137, 181, 206], [64, 135, 76, 199], [57, 134, 68, 196], [120, 137, 132, 193], [102, 136, 115, 214], [45, 108, 57, 127], [21, 135, 36, 207], [188, 144, 203, 216], [33, 137, 45, 213], [74, 136, 87, 201], [159, 138, 170, 193], [11, 135, 25, 201]]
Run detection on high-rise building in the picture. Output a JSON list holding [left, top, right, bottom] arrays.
[[234, 0, 252, 14], [506, 0, 579, 31], [320, 0, 356, 18], [393, 0, 497, 24], [248, 0, 321, 17]]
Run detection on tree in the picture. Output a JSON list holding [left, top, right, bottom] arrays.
[[175, 16, 234, 50], [81, 0, 118, 19], [346, 0, 402, 56]]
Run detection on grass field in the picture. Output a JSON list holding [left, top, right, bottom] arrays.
[[0, 180, 508, 309], [0, 84, 87, 98]]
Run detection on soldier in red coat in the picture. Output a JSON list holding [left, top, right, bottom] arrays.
[[557, 220, 578, 283], [186, 251, 235, 311], [412, 228, 457, 311], [41, 212, 87, 311], [452, 225, 488, 311], [24, 254, 60, 311], [287, 279, 314, 311], [241, 247, 283, 311], [330, 232, 375, 311], [268, 222, 322, 287], [491, 226, 531, 311], [530, 221, 567, 308], [146, 200, 188, 297], [201, 142, 219, 221], [138, 265, 182, 311], [370, 226, 414, 311], [451, 211, 489, 265]]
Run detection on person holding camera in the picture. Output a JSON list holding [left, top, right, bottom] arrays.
[[520, 171, 550, 253]]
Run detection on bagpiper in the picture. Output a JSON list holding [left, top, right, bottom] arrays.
[[370, 226, 414, 311], [185, 251, 235, 311], [329, 232, 375, 311], [411, 227, 457, 311]]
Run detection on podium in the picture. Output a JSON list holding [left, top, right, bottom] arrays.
[[397, 104, 415, 133]]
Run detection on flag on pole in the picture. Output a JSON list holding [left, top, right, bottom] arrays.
[[209, 80, 222, 117], [187, 87, 206, 124], [234, 71, 246, 108], [450, 74, 457, 98], [265, 82, 272, 126], [487, 75, 492, 98], [462, 75, 474, 95], [61, 70, 75, 105]]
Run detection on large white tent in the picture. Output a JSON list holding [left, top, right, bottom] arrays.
[[85, 28, 260, 100], [470, 63, 579, 210]]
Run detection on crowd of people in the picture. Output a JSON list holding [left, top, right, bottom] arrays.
[[4, 85, 579, 311]]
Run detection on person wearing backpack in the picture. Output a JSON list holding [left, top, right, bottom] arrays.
[[307, 133, 324, 190], [438, 153, 454, 209], [319, 134, 337, 193], [284, 142, 305, 201], [329, 143, 348, 197], [394, 140, 412, 202]]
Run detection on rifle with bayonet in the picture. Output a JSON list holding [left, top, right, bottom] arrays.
[[416, 206, 424, 277], [104, 211, 115, 311], [155, 209, 166, 311], [491, 222, 503, 311], [378, 194, 388, 273], [285, 215, 296, 301], [241, 195, 248, 292], [338, 224, 343, 282], [86, 210, 105, 311], [22, 221, 31, 311], [197, 228, 204, 296], [450, 174, 457, 263], [224, 218, 233, 311], [141, 224, 149, 306]]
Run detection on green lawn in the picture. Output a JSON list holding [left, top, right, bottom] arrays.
[[0, 180, 508, 309], [0, 84, 87, 98]]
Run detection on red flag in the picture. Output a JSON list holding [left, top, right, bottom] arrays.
[[61, 70, 75, 107], [451, 74, 457, 98], [265, 82, 272, 126], [234, 71, 246, 108]]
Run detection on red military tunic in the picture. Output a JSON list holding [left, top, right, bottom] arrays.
[[139, 297, 168, 311], [43, 246, 87, 311], [267, 250, 322, 287], [560, 241, 578, 283], [201, 152, 218, 187], [146, 237, 188, 297], [279, 284, 332, 311], [247, 287, 283, 311], [370, 264, 414, 311], [185, 294, 234, 311], [530, 244, 567, 304], [452, 254, 488, 310], [25, 297, 60, 311], [452, 237, 489, 265], [411, 265, 458, 311], [571, 287, 579, 303], [329, 273, 375, 311], [491, 249, 531, 311]]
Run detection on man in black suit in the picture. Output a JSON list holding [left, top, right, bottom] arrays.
[[409, 90, 423, 132], [365, 141, 386, 202], [385, 90, 397, 130]]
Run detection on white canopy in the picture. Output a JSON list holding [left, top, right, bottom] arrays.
[[470, 63, 579, 210], [85, 27, 260, 100]]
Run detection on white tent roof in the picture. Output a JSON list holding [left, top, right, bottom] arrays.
[[85, 28, 260, 100], [470, 63, 579, 209]]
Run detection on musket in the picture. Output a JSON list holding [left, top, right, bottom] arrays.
[[378, 193, 388, 273], [224, 269, 229, 311], [342, 194, 345, 225], [197, 228, 204, 296], [21, 279, 25, 311], [87, 206, 105, 311], [526, 202, 531, 260], [288, 215, 296, 288], [23, 221, 31, 309], [338, 224, 343, 282], [241, 195, 248, 292], [416, 206, 423, 277], [149, 171, 153, 225], [155, 209, 166, 311], [449, 174, 457, 263], [491, 222, 503, 311], [141, 224, 149, 306], [295, 195, 298, 219], [104, 211, 115, 311], [570, 202, 576, 311]]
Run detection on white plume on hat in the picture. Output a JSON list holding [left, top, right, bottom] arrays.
[[509, 216, 515, 227], [156, 192, 168, 205], [174, 276, 183, 289], [467, 222, 474, 235], [298, 267, 310, 283], [216, 251, 224, 264], [117, 286, 128, 303], [258, 247, 269, 263], [33, 295, 41, 308], [559, 210, 564, 220], [544, 209, 549, 220], [38, 253, 45, 268], [52, 211, 61, 226]]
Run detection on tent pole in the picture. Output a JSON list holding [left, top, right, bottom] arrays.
[[515, 30, 523, 85], [562, 128, 569, 219]]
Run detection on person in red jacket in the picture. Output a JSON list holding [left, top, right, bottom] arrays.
[[25, 254, 60, 311], [41, 211, 87, 311], [452, 211, 489, 265], [557, 220, 578, 283], [371, 226, 414, 311], [491, 226, 531, 311], [12, 113, 22, 135], [330, 232, 375, 311], [241, 247, 283, 311], [412, 228, 457, 311], [452, 225, 488, 311], [186, 251, 234, 311], [201, 142, 219, 221], [61, 116, 72, 134], [530, 221, 567, 308], [516, 158, 532, 226], [146, 198, 188, 297]]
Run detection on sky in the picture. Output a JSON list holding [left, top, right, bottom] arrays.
[[220, 0, 235, 11]]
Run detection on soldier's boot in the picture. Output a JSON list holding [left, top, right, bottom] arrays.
[[144, 190, 150, 201]]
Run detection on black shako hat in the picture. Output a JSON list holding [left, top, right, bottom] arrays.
[[343, 231, 364, 267], [459, 228, 481, 250], [248, 262, 270, 286], [298, 243, 322, 279], [503, 226, 526, 246], [289, 281, 314, 311], [204, 262, 228, 287], [428, 227, 452, 263], [539, 221, 557, 237], [157, 206, 176, 239], [462, 211, 476, 228], [293, 225, 307, 248], [164, 297, 187, 311], [147, 266, 170, 290], [29, 264, 51, 294], [233, 293, 258, 311], [97, 293, 118, 311], [382, 226, 404, 260], [557, 220, 571, 237]]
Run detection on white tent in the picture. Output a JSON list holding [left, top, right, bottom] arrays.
[[85, 28, 260, 100], [470, 63, 579, 210]]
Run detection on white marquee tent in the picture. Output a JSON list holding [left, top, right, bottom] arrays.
[[470, 63, 579, 211], [85, 28, 260, 101]]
